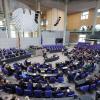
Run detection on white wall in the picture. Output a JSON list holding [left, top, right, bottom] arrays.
[[20, 38, 40, 49], [0, 37, 40, 49], [0, 28, 7, 38], [42, 31, 70, 45], [42, 31, 63, 45], [0, 0, 70, 48], [0, 31, 70, 49], [0, 38, 16, 49]]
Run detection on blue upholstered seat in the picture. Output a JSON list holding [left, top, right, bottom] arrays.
[[24, 89, 33, 97], [45, 90, 52, 98], [79, 85, 89, 93], [15, 86, 23, 95], [34, 90, 42, 97]]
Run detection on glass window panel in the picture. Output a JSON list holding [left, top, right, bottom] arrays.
[[24, 32, 29, 37], [11, 31, 16, 38]]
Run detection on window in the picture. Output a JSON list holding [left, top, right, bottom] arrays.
[[81, 11, 89, 20], [46, 20, 48, 25], [11, 31, 16, 38], [41, 21, 44, 26], [80, 26, 87, 31], [24, 32, 29, 37], [41, 19, 48, 26], [95, 24, 100, 31], [97, 9, 100, 13], [33, 31, 38, 37], [0, 21, 3, 26], [78, 34, 86, 42], [97, 9, 100, 17], [0, 21, 4, 27], [10, 25, 16, 38]]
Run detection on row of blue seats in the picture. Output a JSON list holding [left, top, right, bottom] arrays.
[[78, 80, 100, 93], [14, 73, 64, 83], [43, 45, 64, 52], [76, 42, 100, 50], [0, 48, 31, 64], [13, 63, 59, 74], [3, 86, 75, 98]]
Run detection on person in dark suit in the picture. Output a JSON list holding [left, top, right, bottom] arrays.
[[24, 59, 31, 66], [35, 82, 42, 90], [55, 87, 63, 94], [18, 79, 26, 89], [3, 80, 15, 93], [43, 49, 47, 58], [5, 64, 14, 75], [45, 83, 52, 90]]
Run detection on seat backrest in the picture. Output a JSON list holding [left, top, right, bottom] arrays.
[[45, 90, 52, 97], [34, 90, 42, 97], [80, 85, 89, 91], [90, 84, 96, 89], [16, 86, 23, 95], [57, 77, 64, 83]]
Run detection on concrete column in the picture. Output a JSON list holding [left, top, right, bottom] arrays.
[[4, 0, 11, 38], [37, 0, 41, 45], [0, 0, 3, 12], [63, 0, 68, 45], [15, 27, 20, 49], [92, 0, 100, 35]]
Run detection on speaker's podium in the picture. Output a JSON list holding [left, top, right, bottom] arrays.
[[28, 46, 45, 56]]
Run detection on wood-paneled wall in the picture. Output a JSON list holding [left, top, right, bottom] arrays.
[[67, 9, 100, 31], [69, 33, 79, 43], [46, 8, 64, 31]]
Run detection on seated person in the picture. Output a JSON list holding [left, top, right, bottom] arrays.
[[45, 83, 52, 90], [9, 54, 15, 58], [52, 68, 58, 73], [21, 70, 27, 78], [38, 76, 47, 83], [19, 63, 26, 70], [5, 64, 14, 74], [15, 52, 19, 56], [43, 50, 47, 58], [35, 66, 41, 73], [16, 69, 22, 76], [83, 60, 92, 71], [55, 87, 64, 95], [27, 66, 33, 72], [3, 80, 15, 93], [74, 72, 82, 81], [69, 63, 76, 71], [24, 59, 31, 66], [4, 54, 10, 59], [34, 82, 42, 90], [18, 79, 26, 89], [62, 48, 64, 54], [45, 67, 52, 73], [85, 75, 96, 85], [67, 71, 75, 82], [58, 72, 63, 77], [32, 67, 39, 73], [27, 79, 33, 90]]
